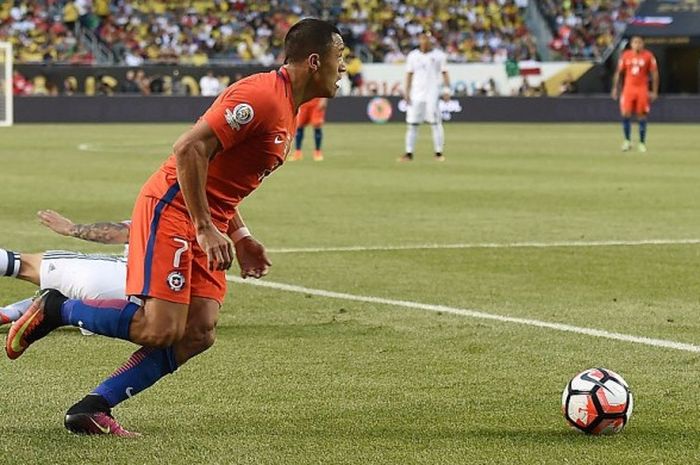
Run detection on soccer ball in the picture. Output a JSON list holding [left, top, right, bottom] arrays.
[[562, 367, 633, 435]]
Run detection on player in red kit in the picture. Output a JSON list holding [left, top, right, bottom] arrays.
[[292, 97, 327, 161], [611, 36, 659, 153], [7, 18, 346, 437]]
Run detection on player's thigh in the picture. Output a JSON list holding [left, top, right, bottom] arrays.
[[636, 91, 650, 116], [189, 242, 227, 307], [311, 107, 326, 127], [297, 107, 312, 128], [41, 252, 127, 299], [187, 297, 220, 329], [185, 296, 220, 341], [406, 101, 426, 124], [138, 296, 190, 343], [620, 91, 636, 116], [173, 296, 221, 363], [126, 195, 195, 305], [424, 100, 441, 124]]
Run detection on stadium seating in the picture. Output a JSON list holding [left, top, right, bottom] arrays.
[[4, 0, 541, 65], [340, 0, 536, 63], [4, 0, 638, 67], [0, 1, 94, 63], [536, 0, 639, 61]]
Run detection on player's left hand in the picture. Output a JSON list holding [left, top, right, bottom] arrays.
[[37, 210, 75, 236], [235, 236, 272, 279], [650, 91, 658, 102]]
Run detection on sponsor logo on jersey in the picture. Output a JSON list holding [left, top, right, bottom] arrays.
[[272, 134, 291, 159], [167, 271, 185, 291]]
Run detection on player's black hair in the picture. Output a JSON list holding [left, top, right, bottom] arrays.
[[283, 18, 341, 64]]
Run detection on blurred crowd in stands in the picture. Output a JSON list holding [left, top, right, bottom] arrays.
[[537, 0, 639, 61], [339, 0, 536, 64], [3, 0, 637, 67], [1, 1, 91, 63], [4, 0, 638, 97]]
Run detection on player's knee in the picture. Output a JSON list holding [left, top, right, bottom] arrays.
[[180, 325, 216, 359], [141, 324, 186, 347], [192, 326, 217, 353]]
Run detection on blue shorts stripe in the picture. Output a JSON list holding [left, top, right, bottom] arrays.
[[140, 182, 181, 296]]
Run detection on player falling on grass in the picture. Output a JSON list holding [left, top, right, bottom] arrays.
[[7, 18, 346, 437], [0, 210, 249, 327], [0, 210, 130, 326], [0, 209, 260, 330], [611, 36, 659, 153], [399, 31, 451, 162], [291, 97, 327, 161]]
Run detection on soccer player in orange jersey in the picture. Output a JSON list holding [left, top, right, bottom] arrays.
[[292, 97, 327, 161], [7, 18, 346, 437], [611, 36, 659, 153]]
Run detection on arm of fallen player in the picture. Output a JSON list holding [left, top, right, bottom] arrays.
[[37, 210, 130, 244]]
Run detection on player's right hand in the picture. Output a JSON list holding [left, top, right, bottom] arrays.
[[404, 95, 411, 106], [196, 225, 234, 271], [37, 210, 75, 236], [611, 89, 618, 100]]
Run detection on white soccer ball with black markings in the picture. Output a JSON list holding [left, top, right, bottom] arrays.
[[562, 367, 633, 435]]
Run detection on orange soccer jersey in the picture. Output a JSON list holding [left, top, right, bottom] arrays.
[[126, 68, 298, 305], [297, 98, 326, 128], [618, 49, 657, 115]]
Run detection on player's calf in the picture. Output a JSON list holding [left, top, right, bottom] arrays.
[[174, 327, 216, 363], [0, 298, 35, 325]]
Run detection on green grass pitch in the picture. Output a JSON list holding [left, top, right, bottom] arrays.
[[0, 122, 699, 464]]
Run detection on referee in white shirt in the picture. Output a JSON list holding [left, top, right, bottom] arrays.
[[399, 32, 451, 162]]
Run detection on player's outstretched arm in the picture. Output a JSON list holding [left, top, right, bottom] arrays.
[[173, 119, 234, 271], [227, 209, 271, 279], [37, 210, 130, 244]]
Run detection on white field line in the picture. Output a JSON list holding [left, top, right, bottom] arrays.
[[266, 238, 700, 254], [77, 141, 171, 152], [227, 276, 700, 354]]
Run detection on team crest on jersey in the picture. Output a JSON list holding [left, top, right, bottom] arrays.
[[167, 271, 185, 292], [225, 103, 254, 130]]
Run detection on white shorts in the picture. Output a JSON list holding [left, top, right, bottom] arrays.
[[406, 99, 441, 124], [40, 251, 127, 300]]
